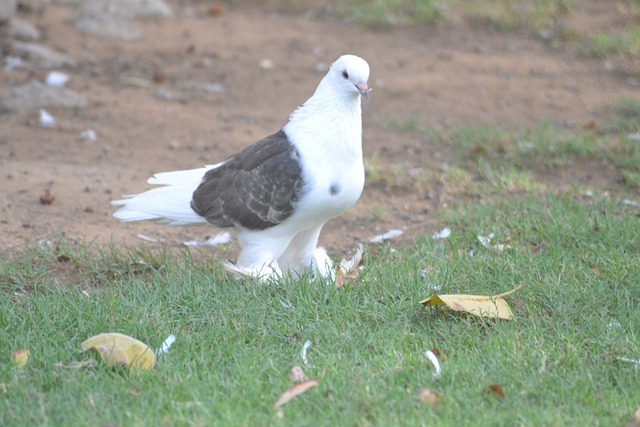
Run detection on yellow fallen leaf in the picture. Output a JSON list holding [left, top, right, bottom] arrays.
[[273, 379, 318, 409], [81, 333, 156, 370], [93, 344, 130, 367], [12, 349, 30, 368], [420, 284, 524, 320]]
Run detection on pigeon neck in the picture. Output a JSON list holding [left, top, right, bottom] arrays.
[[288, 80, 362, 124]]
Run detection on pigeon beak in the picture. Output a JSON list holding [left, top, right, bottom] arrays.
[[356, 82, 371, 99]]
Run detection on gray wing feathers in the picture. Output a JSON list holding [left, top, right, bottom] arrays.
[[190, 129, 304, 230]]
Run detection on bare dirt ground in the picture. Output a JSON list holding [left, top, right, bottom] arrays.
[[1, 1, 639, 259]]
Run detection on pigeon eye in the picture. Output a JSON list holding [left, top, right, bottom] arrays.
[[342, 70, 349, 80]]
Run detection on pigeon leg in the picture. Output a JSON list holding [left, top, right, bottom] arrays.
[[233, 231, 291, 279], [278, 224, 334, 279]]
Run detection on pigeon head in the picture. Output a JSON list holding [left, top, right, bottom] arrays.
[[329, 55, 371, 99], [285, 54, 371, 124]]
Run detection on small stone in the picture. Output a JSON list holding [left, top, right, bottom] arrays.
[[10, 41, 76, 68], [259, 58, 274, 70], [152, 69, 167, 83], [0, 80, 87, 113], [39, 189, 55, 205], [79, 129, 97, 141], [154, 88, 176, 101], [201, 82, 224, 93], [0, 0, 17, 23], [81, 0, 171, 19], [71, 11, 142, 41], [17, 0, 49, 12], [538, 29, 554, 41], [7, 17, 41, 41], [4, 56, 23, 71]]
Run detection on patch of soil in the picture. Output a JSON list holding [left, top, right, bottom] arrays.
[[1, 1, 638, 258]]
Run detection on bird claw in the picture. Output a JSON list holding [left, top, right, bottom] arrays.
[[223, 245, 363, 285], [222, 260, 282, 283], [310, 247, 336, 281]]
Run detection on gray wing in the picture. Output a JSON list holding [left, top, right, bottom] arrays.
[[190, 129, 304, 230]]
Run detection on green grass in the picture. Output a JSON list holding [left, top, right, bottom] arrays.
[[256, 0, 640, 74], [365, 151, 431, 190], [605, 98, 640, 135], [279, 0, 640, 73], [581, 27, 640, 58], [2, 196, 640, 425], [4, 3, 640, 421], [448, 122, 605, 169], [462, 0, 572, 31], [377, 106, 640, 192], [271, 0, 568, 28], [281, 0, 572, 29], [3, 107, 640, 424], [622, 169, 640, 188], [333, 0, 445, 27]]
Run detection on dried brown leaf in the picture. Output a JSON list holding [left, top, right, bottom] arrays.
[[273, 379, 318, 409], [335, 244, 363, 289], [626, 407, 640, 427], [484, 384, 505, 401], [583, 120, 597, 133], [288, 366, 306, 383], [129, 386, 142, 396], [208, 4, 224, 17], [418, 388, 444, 408]]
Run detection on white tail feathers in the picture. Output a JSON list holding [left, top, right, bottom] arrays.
[[112, 165, 221, 226], [147, 162, 222, 186]]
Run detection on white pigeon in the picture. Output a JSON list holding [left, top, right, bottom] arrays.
[[112, 54, 371, 280]]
